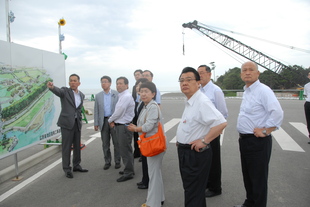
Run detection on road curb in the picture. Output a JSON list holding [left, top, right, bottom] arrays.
[[0, 145, 61, 184]]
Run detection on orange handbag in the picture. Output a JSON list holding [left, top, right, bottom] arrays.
[[137, 122, 166, 157]]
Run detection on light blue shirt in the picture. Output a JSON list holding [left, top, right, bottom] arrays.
[[103, 90, 112, 117], [237, 80, 283, 134], [155, 88, 161, 104], [200, 81, 228, 118]]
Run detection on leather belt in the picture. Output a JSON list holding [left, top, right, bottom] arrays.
[[115, 123, 130, 126], [176, 142, 191, 149], [239, 133, 255, 139]]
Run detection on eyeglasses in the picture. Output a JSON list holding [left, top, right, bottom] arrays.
[[178, 78, 196, 83], [101, 81, 109, 84]]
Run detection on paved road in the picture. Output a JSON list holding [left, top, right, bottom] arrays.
[[0, 98, 309, 207]]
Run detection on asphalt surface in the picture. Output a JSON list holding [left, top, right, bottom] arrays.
[[0, 97, 309, 207]]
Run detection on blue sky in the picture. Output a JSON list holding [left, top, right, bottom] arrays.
[[1, 0, 310, 92]]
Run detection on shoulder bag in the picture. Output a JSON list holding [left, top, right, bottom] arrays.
[[137, 104, 166, 157]]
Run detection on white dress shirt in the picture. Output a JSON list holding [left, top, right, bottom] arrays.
[[304, 82, 310, 102], [72, 90, 81, 108], [108, 89, 135, 124], [200, 81, 228, 118], [176, 90, 226, 144], [237, 80, 283, 134]]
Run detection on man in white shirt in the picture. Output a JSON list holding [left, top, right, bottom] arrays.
[[109, 77, 135, 182], [176, 67, 227, 207], [303, 72, 310, 144], [235, 61, 283, 207], [197, 64, 228, 197]]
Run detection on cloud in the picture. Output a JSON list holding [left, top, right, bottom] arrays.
[[1, 0, 310, 92]]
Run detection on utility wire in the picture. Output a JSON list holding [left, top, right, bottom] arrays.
[[200, 23, 310, 54]]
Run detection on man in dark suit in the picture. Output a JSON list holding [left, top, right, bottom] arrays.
[[94, 76, 120, 170], [47, 74, 88, 179]]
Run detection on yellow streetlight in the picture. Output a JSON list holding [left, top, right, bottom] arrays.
[[58, 18, 66, 54]]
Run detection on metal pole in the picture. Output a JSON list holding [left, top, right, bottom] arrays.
[[58, 24, 62, 54], [5, 0, 11, 42], [14, 153, 20, 180]]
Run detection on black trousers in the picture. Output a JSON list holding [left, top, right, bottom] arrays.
[[61, 120, 81, 172], [141, 155, 149, 185], [206, 135, 221, 192], [133, 132, 141, 157], [239, 134, 272, 207], [304, 101, 310, 137], [178, 144, 212, 207]]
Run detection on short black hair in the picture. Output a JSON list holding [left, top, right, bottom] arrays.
[[135, 78, 148, 86], [116, 76, 129, 85], [198, 65, 211, 72], [134, 69, 143, 75], [140, 81, 157, 100], [179, 67, 200, 81], [100, 75, 112, 83], [143, 70, 154, 77], [69, 74, 80, 81]]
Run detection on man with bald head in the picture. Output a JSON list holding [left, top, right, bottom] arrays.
[[234, 61, 283, 207]]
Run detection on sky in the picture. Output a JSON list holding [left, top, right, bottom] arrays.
[[1, 0, 310, 93]]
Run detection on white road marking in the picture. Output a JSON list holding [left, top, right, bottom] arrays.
[[289, 122, 309, 138], [0, 135, 98, 203], [272, 128, 305, 152]]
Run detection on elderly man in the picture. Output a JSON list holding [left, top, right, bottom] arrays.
[[235, 61, 283, 207], [176, 67, 227, 207], [197, 64, 228, 197]]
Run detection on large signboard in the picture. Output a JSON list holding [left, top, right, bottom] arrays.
[[0, 40, 65, 159]]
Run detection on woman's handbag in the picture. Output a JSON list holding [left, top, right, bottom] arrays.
[[138, 122, 166, 157]]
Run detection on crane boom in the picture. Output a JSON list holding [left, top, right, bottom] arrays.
[[182, 20, 290, 74]]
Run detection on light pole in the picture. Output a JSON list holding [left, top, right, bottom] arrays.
[[5, 0, 15, 42], [58, 18, 66, 54], [210, 62, 216, 82]]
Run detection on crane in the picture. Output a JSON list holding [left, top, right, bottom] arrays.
[[182, 20, 302, 87]]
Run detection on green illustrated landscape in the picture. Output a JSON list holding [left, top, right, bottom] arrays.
[[0, 64, 54, 155]]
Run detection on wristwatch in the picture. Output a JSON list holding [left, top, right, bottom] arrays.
[[262, 129, 269, 136], [201, 139, 209, 146]]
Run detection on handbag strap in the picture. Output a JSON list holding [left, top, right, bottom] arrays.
[[143, 102, 160, 123]]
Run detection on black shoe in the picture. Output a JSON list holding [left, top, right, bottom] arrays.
[[138, 184, 148, 189], [117, 175, 133, 182], [308, 141, 310, 144], [139, 157, 142, 162], [161, 201, 164, 205], [66, 171, 73, 178], [73, 166, 88, 172], [103, 164, 111, 170], [119, 171, 124, 175], [205, 189, 221, 197], [137, 181, 143, 186], [115, 163, 121, 169]]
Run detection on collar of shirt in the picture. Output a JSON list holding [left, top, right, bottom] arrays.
[[72, 90, 81, 108], [103, 89, 111, 95], [186, 89, 201, 106], [243, 79, 260, 91]]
